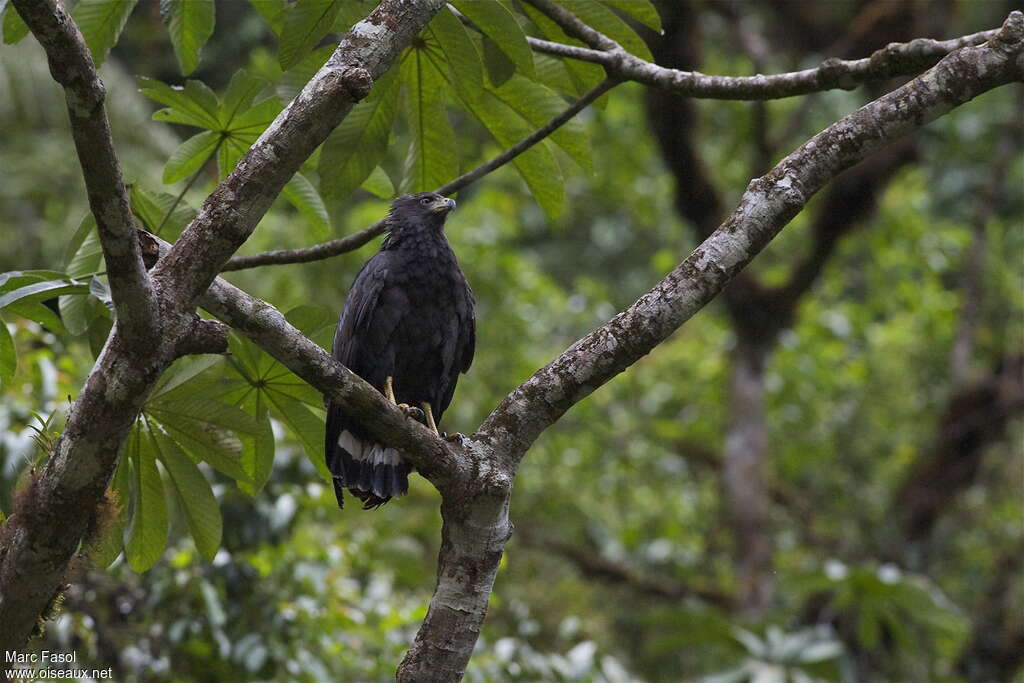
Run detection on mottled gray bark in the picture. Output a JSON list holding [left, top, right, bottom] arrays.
[[1, 3, 1021, 681], [0, 0, 446, 655], [523, 0, 1000, 99]]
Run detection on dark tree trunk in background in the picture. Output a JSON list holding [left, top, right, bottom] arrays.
[[646, 0, 921, 614], [722, 340, 774, 612]]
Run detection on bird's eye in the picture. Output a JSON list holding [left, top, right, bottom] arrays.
[[420, 197, 432, 205]]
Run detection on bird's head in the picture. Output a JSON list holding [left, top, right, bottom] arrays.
[[388, 192, 456, 231]]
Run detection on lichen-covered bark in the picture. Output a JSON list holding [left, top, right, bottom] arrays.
[[1, 2, 1021, 679], [524, 0, 1001, 99], [0, 0, 446, 656], [478, 11, 1024, 470], [9, 0, 156, 344]]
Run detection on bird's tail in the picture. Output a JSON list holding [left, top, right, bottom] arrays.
[[328, 428, 410, 509]]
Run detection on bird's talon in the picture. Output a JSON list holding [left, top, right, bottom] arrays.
[[397, 403, 425, 421]]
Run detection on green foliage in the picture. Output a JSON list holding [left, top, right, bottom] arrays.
[[3, 1, 1022, 681], [277, 0, 341, 70], [71, 0, 138, 67], [0, 313, 14, 386], [319, 69, 401, 203], [160, 0, 215, 76], [450, 0, 535, 82]]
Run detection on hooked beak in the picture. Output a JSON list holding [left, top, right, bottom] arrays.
[[433, 197, 456, 214]]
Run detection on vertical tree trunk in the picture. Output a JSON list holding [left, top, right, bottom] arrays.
[[722, 340, 773, 614]]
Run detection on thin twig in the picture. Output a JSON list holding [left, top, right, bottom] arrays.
[[437, 78, 617, 195], [523, 0, 1001, 100], [222, 78, 617, 271]]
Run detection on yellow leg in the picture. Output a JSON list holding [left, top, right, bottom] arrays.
[[385, 376, 396, 404], [421, 402, 439, 436]]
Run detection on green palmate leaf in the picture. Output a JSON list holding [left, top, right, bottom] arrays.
[[559, 0, 653, 62], [87, 312, 112, 357], [361, 166, 395, 199], [263, 387, 331, 482], [153, 429, 222, 561], [228, 96, 283, 133], [151, 355, 224, 399], [149, 397, 262, 440], [130, 182, 197, 237], [219, 70, 270, 127], [2, 1, 30, 45], [426, 7, 482, 98], [72, 0, 138, 68], [238, 402, 275, 496], [160, 0, 215, 76], [463, 89, 565, 217], [0, 271, 75, 294], [520, 2, 604, 98], [450, 0, 534, 81], [125, 423, 169, 572], [163, 130, 220, 184], [223, 333, 327, 480], [283, 173, 330, 238], [5, 301, 65, 335], [0, 314, 15, 385], [489, 74, 592, 172], [482, 36, 515, 87], [331, 2, 368, 33], [215, 97, 282, 178], [60, 216, 105, 335], [141, 77, 222, 130], [401, 47, 458, 193], [319, 68, 400, 203], [155, 416, 251, 484], [0, 279, 89, 310], [532, 52, 578, 97], [216, 137, 250, 181], [599, 0, 662, 32], [63, 214, 98, 271], [249, 0, 286, 33], [278, 0, 342, 70], [61, 294, 106, 338]]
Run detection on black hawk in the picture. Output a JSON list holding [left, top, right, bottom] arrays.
[[325, 192, 475, 509]]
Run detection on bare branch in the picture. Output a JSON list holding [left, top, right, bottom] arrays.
[[436, 78, 617, 195], [223, 78, 618, 271], [10, 0, 157, 344], [0, 0, 448, 653], [154, 0, 447, 307], [221, 219, 388, 272], [476, 11, 1024, 468], [524, 0, 1003, 99]]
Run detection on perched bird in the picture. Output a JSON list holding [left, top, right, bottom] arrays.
[[325, 192, 475, 509]]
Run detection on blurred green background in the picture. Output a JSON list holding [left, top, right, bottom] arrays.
[[1, 1, 1021, 681]]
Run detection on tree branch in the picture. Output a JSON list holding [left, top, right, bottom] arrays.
[[524, 0, 1002, 99], [221, 77, 618, 272], [475, 10, 1024, 469], [154, 0, 446, 307], [10, 0, 158, 345], [0, 0, 447, 654]]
